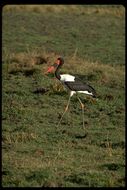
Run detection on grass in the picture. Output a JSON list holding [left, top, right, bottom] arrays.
[[2, 5, 125, 65], [2, 5, 125, 187]]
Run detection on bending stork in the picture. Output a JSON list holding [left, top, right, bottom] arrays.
[[46, 57, 96, 130]]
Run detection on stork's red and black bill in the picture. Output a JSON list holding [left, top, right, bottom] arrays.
[[45, 59, 60, 74]]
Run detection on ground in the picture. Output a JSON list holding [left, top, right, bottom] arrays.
[[2, 5, 125, 187]]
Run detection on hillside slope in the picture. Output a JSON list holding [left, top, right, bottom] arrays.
[[2, 5, 125, 187]]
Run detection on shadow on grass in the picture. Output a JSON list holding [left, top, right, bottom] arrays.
[[100, 141, 125, 149], [33, 87, 49, 94], [101, 163, 124, 171], [75, 133, 88, 139]]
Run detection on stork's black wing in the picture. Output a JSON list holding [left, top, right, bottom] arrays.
[[64, 80, 96, 97]]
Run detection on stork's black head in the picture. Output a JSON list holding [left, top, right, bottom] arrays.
[[45, 57, 64, 74], [57, 57, 64, 65]]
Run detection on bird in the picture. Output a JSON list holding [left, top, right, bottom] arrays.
[[46, 57, 96, 130]]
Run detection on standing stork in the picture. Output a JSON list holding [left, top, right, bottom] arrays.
[[46, 57, 96, 129]]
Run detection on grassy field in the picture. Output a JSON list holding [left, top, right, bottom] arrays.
[[2, 5, 125, 187]]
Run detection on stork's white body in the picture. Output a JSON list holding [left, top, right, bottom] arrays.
[[60, 74, 93, 96], [60, 74, 75, 82]]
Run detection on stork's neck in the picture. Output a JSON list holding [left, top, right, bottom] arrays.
[[55, 64, 62, 80]]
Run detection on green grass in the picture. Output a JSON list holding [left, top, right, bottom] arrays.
[[2, 5, 125, 65], [2, 5, 125, 187]]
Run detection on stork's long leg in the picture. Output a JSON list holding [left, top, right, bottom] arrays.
[[57, 93, 71, 127], [77, 95, 85, 130]]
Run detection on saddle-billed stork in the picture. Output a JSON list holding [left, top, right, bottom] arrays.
[[46, 57, 96, 129]]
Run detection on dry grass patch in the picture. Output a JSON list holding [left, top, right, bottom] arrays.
[[3, 49, 61, 75], [3, 5, 125, 17], [9, 52, 48, 67], [3, 131, 38, 144], [3, 48, 125, 89], [65, 55, 125, 86]]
